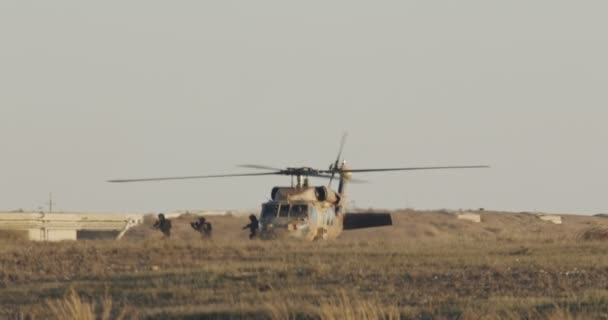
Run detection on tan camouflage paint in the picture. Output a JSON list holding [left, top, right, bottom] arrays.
[[259, 168, 350, 241]]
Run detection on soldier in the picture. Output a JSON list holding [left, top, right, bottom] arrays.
[[243, 214, 259, 239], [191, 217, 212, 239], [153, 213, 172, 238]]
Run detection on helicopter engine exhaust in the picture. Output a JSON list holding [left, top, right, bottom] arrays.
[[269, 186, 339, 204], [315, 186, 340, 204]]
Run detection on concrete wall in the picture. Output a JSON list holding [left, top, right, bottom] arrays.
[[0, 212, 143, 241], [28, 229, 78, 241], [538, 214, 563, 225], [457, 212, 482, 223]]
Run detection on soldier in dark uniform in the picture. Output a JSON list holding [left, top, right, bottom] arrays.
[[153, 213, 172, 238], [191, 217, 212, 239], [243, 214, 259, 239]]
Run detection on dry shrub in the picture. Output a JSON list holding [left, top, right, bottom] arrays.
[[46, 288, 134, 320], [263, 291, 400, 320], [47, 289, 95, 320], [577, 227, 608, 241], [544, 307, 577, 320], [265, 300, 295, 320], [318, 291, 399, 320]]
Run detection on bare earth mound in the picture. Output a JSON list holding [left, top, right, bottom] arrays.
[[578, 226, 608, 241], [340, 210, 608, 242], [125, 210, 608, 242], [123, 213, 253, 242]]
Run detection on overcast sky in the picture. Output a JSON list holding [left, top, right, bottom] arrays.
[[0, 1, 606, 214]]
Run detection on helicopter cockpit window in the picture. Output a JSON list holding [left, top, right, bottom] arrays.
[[279, 204, 290, 217], [261, 204, 278, 219], [290, 204, 308, 218]]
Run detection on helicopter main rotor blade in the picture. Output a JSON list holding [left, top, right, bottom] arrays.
[[238, 164, 284, 171], [329, 132, 348, 186], [335, 132, 348, 164], [108, 172, 282, 183], [316, 174, 367, 183], [327, 165, 490, 174]]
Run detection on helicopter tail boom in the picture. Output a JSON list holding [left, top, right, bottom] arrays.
[[343, 212, 393, 230]]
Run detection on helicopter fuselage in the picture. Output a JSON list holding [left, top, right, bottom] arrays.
[[259, 186, 345, 240]]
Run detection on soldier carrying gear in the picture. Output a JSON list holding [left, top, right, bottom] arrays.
[[191, 217, 212, 239], [243, 214, 259, 239], [153, 213, 172, 238]]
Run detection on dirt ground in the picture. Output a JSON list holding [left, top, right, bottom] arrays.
[[2, 210, 608, 319]]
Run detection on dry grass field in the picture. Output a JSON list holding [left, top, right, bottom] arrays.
[[1, 210, 608, 319]]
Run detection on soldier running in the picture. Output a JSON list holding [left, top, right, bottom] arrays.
[[243, 214, 259, 239], [153, 213, 172, 238], [191, 217, 212, 239]]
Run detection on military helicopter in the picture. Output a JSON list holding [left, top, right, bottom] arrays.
[[109, 135, 488, 240]]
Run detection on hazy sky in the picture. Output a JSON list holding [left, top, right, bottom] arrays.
[[1, 1, 606, 214]]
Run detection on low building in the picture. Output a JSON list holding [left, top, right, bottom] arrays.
[[0, 212, 143, 241], [457, 212, 482, 223], [537, 214, 563, 225]]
